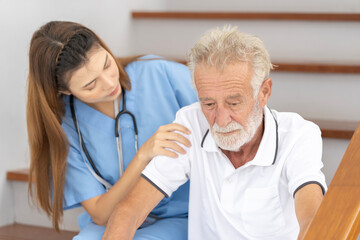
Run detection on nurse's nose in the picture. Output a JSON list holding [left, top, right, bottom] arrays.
[[101, 75, 115, 91]]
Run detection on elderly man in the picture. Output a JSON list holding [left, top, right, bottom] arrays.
[[103, 26, 326, 240]]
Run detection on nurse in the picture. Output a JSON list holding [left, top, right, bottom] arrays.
[[26, 21, 197, 239]]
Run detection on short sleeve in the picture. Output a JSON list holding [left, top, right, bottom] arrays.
[[164, 60, 198, 108], [285, 125, 327, 197], [62, 120, 106, 210], [142, 111, 191, 198]]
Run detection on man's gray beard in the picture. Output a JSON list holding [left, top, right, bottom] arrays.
[[211, 102, 263, 151]]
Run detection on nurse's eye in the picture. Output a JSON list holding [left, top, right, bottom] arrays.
[[104, 60, 111, 69], [87, 80, 97, 91]]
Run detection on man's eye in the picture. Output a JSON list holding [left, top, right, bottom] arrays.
[[228, 102, 243, 110], [229, 100, 242, 106], [203, 102, 215, 107], [230, 102, 239, 106], [202, 103, 215, 110]]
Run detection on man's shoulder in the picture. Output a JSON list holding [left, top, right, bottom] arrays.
[[176, 102, 203, 119], [274, 110, 321, 137], [176, 102, 209, 136]]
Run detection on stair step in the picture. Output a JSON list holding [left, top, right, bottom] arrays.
[[6, 169, 29, 182], [132, 11, 360, 22], [311, 119, 358, 139], [272, 63, 360, 74], [0, 223, 77, 240], [172, 59, 360, 74]]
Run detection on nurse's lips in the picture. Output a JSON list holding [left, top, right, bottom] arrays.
[[109, 86, 119, 96]]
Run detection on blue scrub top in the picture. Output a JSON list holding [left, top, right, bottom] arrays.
[[61, 55, 197, 227]]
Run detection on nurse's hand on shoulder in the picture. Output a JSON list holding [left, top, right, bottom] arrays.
[[137, 123, 192, 163]]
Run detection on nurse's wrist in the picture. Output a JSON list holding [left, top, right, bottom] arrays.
[[134, 151, 151, 167]]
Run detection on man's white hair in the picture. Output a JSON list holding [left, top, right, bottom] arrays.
[[188, 25, 273, 97]]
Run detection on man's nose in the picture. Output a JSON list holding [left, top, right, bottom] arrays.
[[215, 106, 231, 127]]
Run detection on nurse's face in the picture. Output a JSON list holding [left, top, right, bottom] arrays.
[[65, 46, 121, 104]]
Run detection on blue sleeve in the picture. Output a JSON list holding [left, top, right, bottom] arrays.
[[125, 56, 198, 146], [123, 56, 195, 217], [164, 60, 198, 107]]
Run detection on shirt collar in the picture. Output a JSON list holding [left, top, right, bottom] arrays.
[[201, 128, 220, 153], [200, 106, 278, 166]]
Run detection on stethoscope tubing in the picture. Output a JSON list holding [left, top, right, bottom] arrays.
[[70, 95, 105, 180], [70, 88, 138, 190], [115, 89, 138, 138]]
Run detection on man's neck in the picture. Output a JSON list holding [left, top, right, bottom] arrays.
[[221, 120, 264, 169]]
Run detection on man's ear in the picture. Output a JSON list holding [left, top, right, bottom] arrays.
[[258, 78, 272, 108]]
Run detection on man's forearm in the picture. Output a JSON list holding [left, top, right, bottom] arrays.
[[102, 203, 140, 240], [102, 177, 165, 239], [295, 184, 323, 240]]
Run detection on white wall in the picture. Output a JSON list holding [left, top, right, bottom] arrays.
[[0, 0, 359, 231], [0, 0, 166, 227]]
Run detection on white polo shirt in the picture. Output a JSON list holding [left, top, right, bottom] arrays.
[[142, 102, 327, 240]]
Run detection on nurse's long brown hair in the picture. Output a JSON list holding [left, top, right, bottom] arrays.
[[27, 21, 136, 231]]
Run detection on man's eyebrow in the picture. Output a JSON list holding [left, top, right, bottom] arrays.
[[199, 97, 214, 102], [227, 93, 243, 99]]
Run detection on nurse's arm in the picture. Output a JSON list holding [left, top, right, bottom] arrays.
[[81, 123, 190, 225], [102, 176, 164, 240], [294, 183, 323, 240]]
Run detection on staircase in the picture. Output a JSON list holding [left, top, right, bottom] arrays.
[[4, 3, 360, 239]]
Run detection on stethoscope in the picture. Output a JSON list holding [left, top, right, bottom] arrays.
[[70, 88, 138, 190]]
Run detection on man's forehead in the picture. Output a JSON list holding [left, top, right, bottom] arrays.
[[195, 61, 251, 72], [194, 62, 253, 91], [199, 93, 244, 102]]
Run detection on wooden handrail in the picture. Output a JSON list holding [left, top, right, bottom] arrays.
[[132, 11, 360, 22], [173, 59, 360, 74], [304, 123, 360, 239]]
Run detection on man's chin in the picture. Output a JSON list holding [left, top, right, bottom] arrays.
[[220, 146, 241, 152], [216, 141, 243, 152]]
